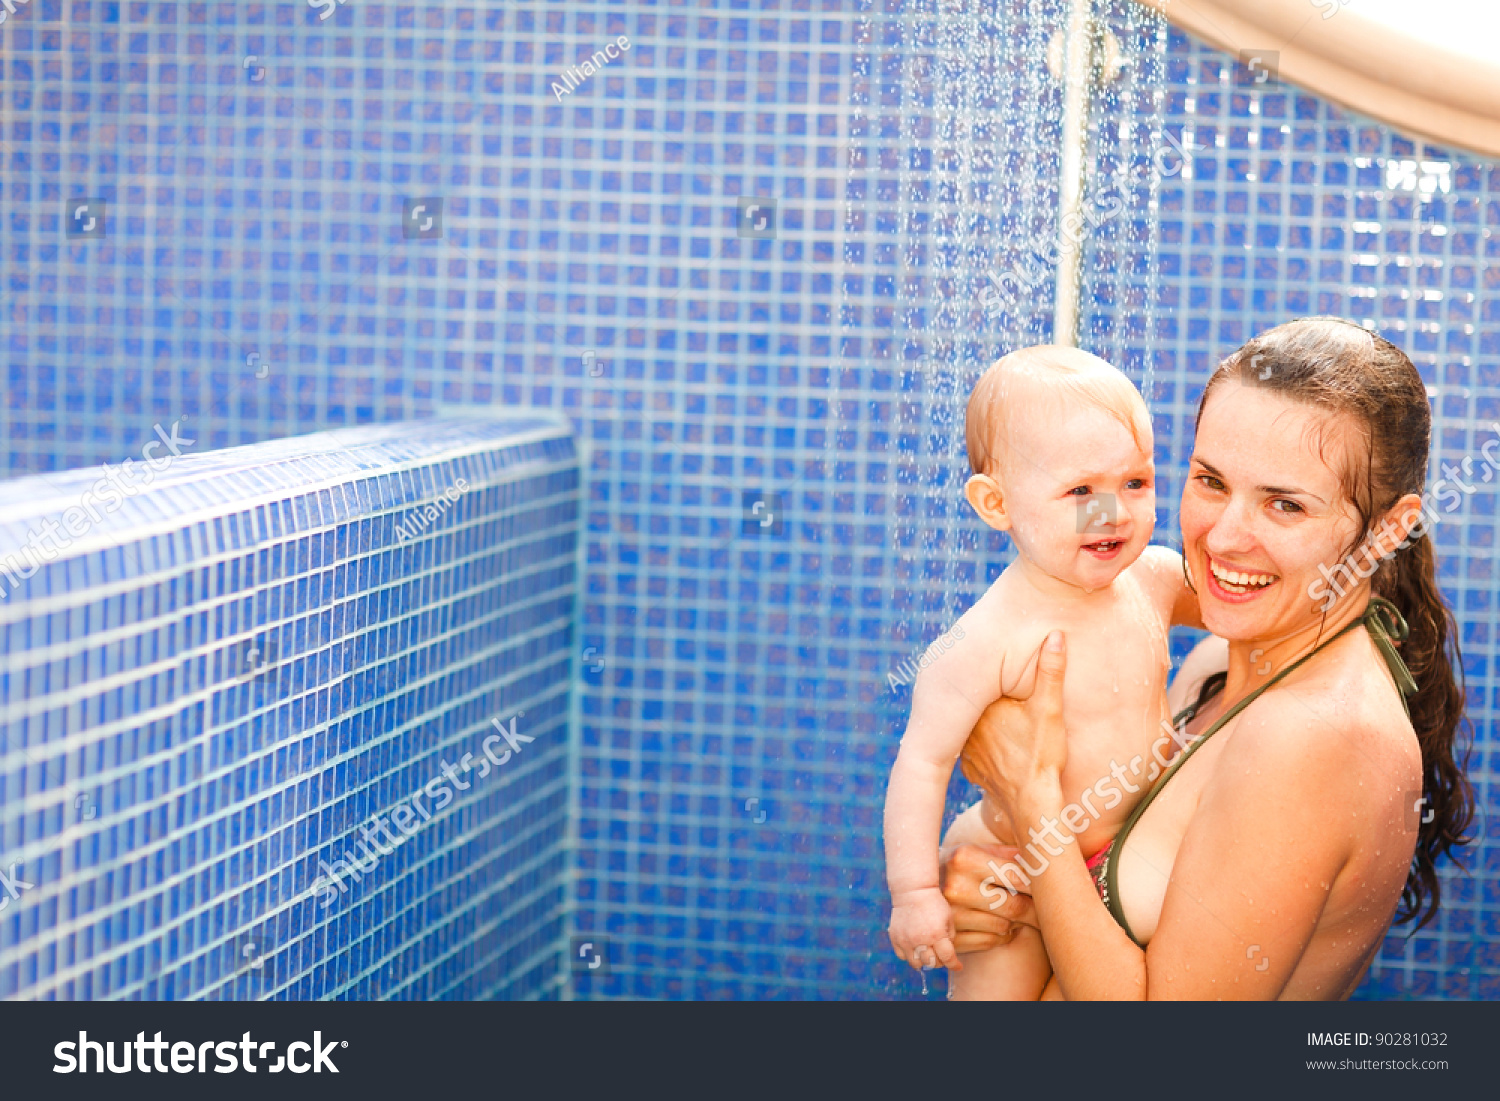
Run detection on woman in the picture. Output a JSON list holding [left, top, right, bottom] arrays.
[[941, 318, 1472, 999]]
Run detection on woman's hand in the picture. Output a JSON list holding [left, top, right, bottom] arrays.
[[939, 842, 1037, 953], [959, 630, 1071, 826]]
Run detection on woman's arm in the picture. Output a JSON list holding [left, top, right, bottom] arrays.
[[941, 633, 1228, 988], [962, 634, 1358, 1000]]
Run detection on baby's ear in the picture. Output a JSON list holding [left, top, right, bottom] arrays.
[[965, 474, 1010, 531]]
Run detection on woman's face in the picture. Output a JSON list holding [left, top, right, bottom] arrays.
[[1180, 382, 1366, 642]]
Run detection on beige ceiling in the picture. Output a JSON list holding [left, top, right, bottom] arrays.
[[1132, 0, 1500, 158]]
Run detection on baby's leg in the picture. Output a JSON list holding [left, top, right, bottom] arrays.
[[941, 802, 1053, 1001]]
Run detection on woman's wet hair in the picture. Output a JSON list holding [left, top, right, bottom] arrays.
[[1199, 316, 1474, 931]]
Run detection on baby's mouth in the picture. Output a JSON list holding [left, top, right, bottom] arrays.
[[1082, 537, 1125, 557]]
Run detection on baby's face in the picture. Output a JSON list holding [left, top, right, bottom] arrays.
[[997, 404, 1156, 591]]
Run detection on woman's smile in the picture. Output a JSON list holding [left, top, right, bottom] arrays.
[[1203, 554, 1279, 601]]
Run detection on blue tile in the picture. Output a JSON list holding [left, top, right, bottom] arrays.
[[0, 415, 579, 1000], [0, 0, 1496, 1002]]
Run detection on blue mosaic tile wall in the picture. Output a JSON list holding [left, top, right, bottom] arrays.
[[0, 414, 581, 999], [0, 0, 1494, 1000]]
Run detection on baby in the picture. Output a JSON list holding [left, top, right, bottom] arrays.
[[882, 345, 1198, 999]]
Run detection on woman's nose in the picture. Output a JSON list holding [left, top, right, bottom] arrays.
[[1203, 497, 1258, 556]]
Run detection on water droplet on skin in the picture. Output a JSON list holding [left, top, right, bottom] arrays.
[[920, 970, 929, 997]]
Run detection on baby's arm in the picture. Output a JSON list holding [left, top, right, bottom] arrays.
[[884, 618, 1008, 969], [1138, 545, 1205, 629]]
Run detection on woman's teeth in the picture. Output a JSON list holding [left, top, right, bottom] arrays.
[[1209, 560, 1277, 593]]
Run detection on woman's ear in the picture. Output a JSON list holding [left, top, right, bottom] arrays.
[[1370, 491, 1427, 558], [965, 474, 1011, 532]]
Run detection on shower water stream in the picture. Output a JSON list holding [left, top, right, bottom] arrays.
[[844, 0, 1170, 993], [850, 0, 1167, 683]]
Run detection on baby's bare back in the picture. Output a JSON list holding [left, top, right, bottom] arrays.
[[970, 562, 1173, 856]]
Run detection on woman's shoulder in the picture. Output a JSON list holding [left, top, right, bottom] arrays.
[[1214, 642, 1420, 797]]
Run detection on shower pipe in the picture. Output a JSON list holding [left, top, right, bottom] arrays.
[[1052, 0, 1094, 347]]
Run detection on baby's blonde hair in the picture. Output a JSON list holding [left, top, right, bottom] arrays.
[[965, 345, 1150, 478]]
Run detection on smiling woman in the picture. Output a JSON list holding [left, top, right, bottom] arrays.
[[946, 317, 1475, 1000], [1182, 317, 1474, 933]]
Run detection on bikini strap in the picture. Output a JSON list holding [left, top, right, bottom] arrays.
[[1169, 597, 1416, 729], [1098, 595, 1420, 946], [1172, 603, 1377, 741], [1362, 596, 1418, 716]]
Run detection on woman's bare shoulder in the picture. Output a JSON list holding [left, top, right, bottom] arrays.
[[1212, 652, 1421, 804]]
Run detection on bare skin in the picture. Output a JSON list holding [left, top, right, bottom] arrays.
[[883, 358, 1201, 992], [945, 383, 1425, 999], [939, 631, 1228, 961]]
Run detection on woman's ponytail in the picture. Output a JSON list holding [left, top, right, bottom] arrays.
[[1375, 529, 1474, 928]]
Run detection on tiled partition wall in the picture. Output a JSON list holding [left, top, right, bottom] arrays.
[[0, 415, 580, 999], [0, 1, 1494, 1000]]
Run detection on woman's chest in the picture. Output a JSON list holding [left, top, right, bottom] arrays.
[[1113, 706, 1238, 944]]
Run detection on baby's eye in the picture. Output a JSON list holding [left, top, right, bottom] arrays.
[[1066, 486, 1091, 497], [1125, 478, 1147, 491]]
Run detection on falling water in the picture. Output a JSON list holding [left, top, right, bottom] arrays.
[[882, 0, 1063, 647], [860, 0, 1169, 654], [1080, 0, 1170, 412], [843, 0, 1169, 998]]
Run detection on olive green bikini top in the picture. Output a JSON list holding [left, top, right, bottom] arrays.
[[1092, 596, 1418, 948]]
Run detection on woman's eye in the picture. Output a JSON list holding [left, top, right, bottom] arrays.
[[1270, 498, 1303, 515], [1194, 473, 1224, 491]]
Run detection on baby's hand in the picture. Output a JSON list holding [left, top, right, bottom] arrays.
[[887, 887, 961, 971]]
